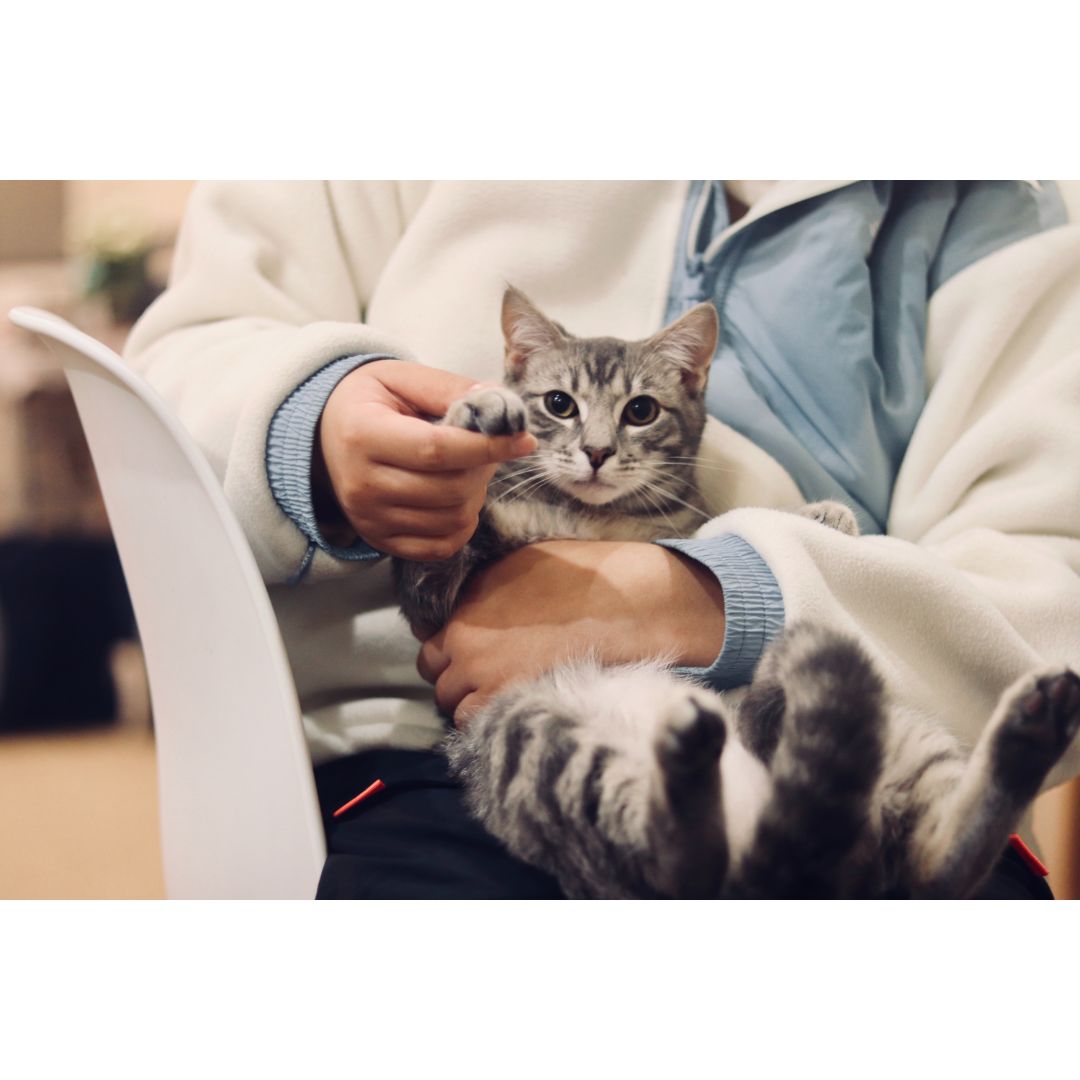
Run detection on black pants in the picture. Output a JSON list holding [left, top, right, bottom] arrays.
[[314, 749, 1053, 900]]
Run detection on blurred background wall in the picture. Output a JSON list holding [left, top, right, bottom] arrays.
[[0, 180, 1077, 899], [1, 180, 193, 898], [0, 180, 194, 260], [0, 182, 64, 260]]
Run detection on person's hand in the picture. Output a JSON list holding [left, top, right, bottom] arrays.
[[313, 360, 536, 560], [417, 540, 726, 723]]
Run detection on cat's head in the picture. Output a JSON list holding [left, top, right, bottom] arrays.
[[500, 286, 718, 508]]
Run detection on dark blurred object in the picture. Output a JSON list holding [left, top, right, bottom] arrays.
[[1, 268, 138, 731], [0, 537, 135, 730], [83, 249, 163, 323]]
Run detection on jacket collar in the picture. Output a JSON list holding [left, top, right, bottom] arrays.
[[695, 180, 1045, 263]]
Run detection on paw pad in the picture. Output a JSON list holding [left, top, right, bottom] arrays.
[[660, 695, 726, 770], [446, 386, 527, 437], [995, 669, 1080, 792]]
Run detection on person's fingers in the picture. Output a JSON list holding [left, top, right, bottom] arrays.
[[409, 620, 436, 643], [434, 666, 475, 719], [361, 409, 537, 471], [380, 529, 476, 562], [359, 462, 484, 508], [374, 504, 480, 539], [372, 363, 488, 418], [332, 466, 490, 543], [417, 635, 450, 684], [452, 692, 486, 730]]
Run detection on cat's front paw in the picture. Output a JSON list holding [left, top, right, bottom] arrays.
[[798, 500, 860, 536], [444, 385, 528, 437]]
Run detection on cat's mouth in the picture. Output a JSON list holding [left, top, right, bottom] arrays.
[[565, 476, 624, 505]]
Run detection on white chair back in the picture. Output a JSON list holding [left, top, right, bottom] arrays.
[[8, 307, 326, 898]]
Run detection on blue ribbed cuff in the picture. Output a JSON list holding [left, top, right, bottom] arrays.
[[266, 353, 394, 582], [656, 533, 785, 689]]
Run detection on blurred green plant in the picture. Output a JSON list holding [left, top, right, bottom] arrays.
[[80, 210, 162, 323]]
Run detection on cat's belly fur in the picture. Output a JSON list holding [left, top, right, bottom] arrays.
[[487, 499, 701, 544]]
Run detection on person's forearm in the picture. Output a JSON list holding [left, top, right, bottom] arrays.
[[123, 182, 411, 584], [610, 543, 726, 669], [416, 539, 727, 721]]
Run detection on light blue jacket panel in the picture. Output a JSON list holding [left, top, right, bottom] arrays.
[[664, 180, 1066, 535]]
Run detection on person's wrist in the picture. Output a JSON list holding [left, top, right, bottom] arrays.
[[311, 416, 358, 547], [631, 544, 726, 668], [539, 541, 725, 669], [673, 550, 726, 667]]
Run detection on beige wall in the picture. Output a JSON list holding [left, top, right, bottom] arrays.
[[0, 181, 65, 259], [62, 180, 195, 250], [0, 181, 195, 261]]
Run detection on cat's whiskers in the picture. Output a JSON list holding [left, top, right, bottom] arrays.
[[636, 459, 722, 487], [627, 480, 684, 534], [495, 461, 546, 484], [491, 462, 558, 505], [492, 473, 549, 503], [647, 456, 739, 475], [498, 476, 555, 506], [633, 460, 697, 485], [632, 475, 713, 521]]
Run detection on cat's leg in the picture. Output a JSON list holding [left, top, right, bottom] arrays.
[[898, 668, 1080, 898], [796, 500, 860, 536], [647, 689, 731, 898], [392, 547, 479, 633], [392, 385, 525, 631], [733, 666, 787, 765], [445, 662, 734, 899], [733, 622, 886, 898]]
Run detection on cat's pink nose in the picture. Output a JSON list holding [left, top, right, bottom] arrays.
[[584, 446, 615, 471]]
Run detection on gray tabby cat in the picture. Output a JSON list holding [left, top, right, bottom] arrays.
[[394, 287, 1080, 899]]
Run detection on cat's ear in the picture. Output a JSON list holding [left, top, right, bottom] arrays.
[[645, 303, 719, 394], [502, 286, 566, 374]]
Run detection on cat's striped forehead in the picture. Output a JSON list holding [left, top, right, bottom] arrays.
[[519, 336, 686, 401]]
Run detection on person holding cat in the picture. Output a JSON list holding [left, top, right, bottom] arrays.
[[126, 181, 1080, 899]]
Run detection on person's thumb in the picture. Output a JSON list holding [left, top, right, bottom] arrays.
[[372, 361, 493, 419]]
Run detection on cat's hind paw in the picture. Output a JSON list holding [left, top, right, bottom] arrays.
[[657, 690, 727, 778], [992, 669, 1080, 797], [444, 385, 528, 437], [650, 688, 729, 898], [908, 669, 1080, 899]]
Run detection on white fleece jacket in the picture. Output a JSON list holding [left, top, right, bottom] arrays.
[[125, 181, 1080, 795]]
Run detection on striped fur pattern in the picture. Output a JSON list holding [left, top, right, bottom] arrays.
[[447, 626, 1080, 899], [396, 288, 1080, 898]]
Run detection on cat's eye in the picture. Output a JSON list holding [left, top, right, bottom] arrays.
[[544, 391, 578, 419], [623, 396, 660, 426]]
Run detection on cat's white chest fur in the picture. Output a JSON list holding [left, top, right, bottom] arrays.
[[487, 500, 697, 544]]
